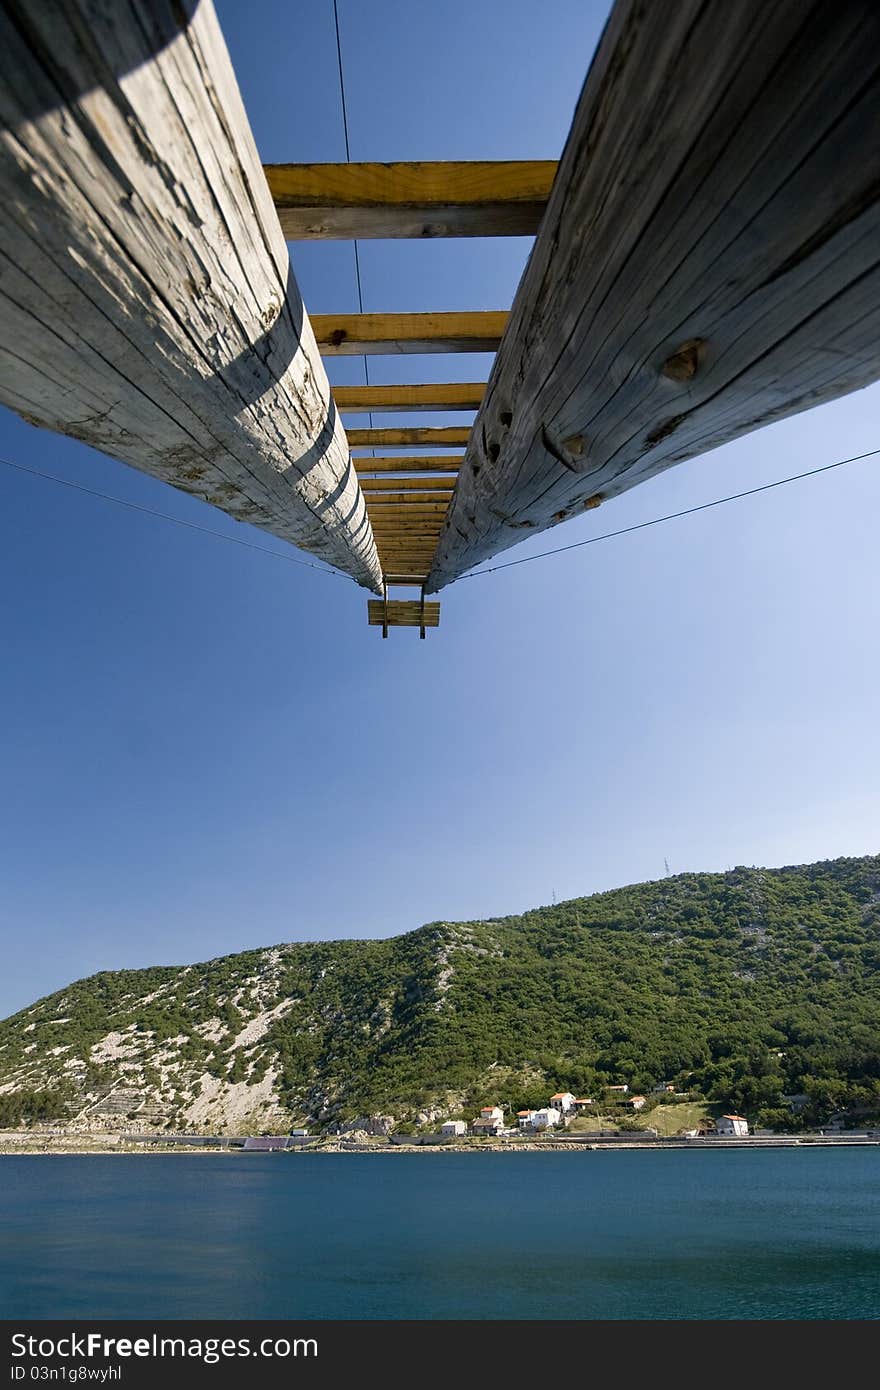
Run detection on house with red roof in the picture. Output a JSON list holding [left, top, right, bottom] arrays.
[[716, 1114, 749, 1136]]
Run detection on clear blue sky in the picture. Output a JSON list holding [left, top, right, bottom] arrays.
[[1, 0, 878, 1020]]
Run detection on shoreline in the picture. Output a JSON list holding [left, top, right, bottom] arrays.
[[1, 1134, 878, 1156]]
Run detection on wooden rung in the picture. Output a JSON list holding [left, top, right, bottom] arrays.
[[366, 507, 448, 518], [267, 161, 557, 239], [360, 476, 456, 491], [366, 493, 452, 505], [348, 426, 470, 448], [354, 456, 463, 473], [312, 311, 508, 355], [368, 600, 441, 628], [334, 382, 485, 413], [369, 512, 447, 519]]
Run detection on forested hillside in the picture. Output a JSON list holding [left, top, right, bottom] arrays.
[[1, 855, 878, 1133]]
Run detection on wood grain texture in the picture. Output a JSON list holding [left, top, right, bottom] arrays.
[[353, 456, 463, 473], [334, 382, 485, 413], [267, 160, 556, 239], [359, 476, 456, 491], [312, 311, 507, 355], [348, 427, 470, 448], [428, 0, 880, 591], [367, 600, 440, 627], [0, 0, 381, 592]]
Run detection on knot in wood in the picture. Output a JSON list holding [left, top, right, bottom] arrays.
[[661, 338, 705, 382]]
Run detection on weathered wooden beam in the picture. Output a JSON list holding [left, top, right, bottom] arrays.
[[368, 600, 440, 627], [366, 505, 448, 516], [334, 382, 485, 413], [312, 312, 507, 355], [428, 0, 880, 591], [369, 532, 442, 541], [370, 525, 444, 534], [0, 0, 381, 592], [348, 427, 470, 448], [377, 559, 436, 566], [366, 531, 445, 539], [267, 161, 557, 239], [353, 456, 463, 474], [364, 494, 450, 505], [360, 476, 456, 491]]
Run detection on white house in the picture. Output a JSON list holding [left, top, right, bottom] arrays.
[[530, 1107, 562, 1130], [549, 1092, 576, 1113], [289, 1128, 310, 1138], [517, 1110, 536, 1129], [607, 1084, 629, 1094], [441, 1119, 466, 1137], [471, 1117, 504, 1136], [626, 1095, 646, 1111], [479, 1105, 504, 1123], [716, 1114, 749, 1136]]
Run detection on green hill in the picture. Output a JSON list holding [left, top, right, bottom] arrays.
[[1, 854, 878, 1134]]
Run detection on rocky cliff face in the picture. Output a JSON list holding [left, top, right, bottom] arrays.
[[2, 854, 879, 1133]]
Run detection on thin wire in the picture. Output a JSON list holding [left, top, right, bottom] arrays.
[[0, 455, 352, 581], [456, 447, 880, 581], [4, 445, 873, 589], [332, 0, 374, 451]]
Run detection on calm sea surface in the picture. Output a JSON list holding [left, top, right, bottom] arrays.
[[1, 1149, 879, 1319]]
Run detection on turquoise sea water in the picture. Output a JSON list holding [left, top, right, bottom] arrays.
[[1, 1149, 878, 1319]]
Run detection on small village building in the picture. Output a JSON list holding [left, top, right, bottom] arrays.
[[573, 1098, 594, 1110], [471, 1117, 504, 1136], [289, 1128, 310, 1138], [607, 1084, 629, 1094], [549, 1092, 576, 1113], [441, 1119, 466, 1137], [653, 1082, 676, 1093], [716, 1115, 749, 1136], [530, 1107, 561, 1131], [517, 1110, 536, 1129], [479, 1105, 504, 1123], [626, 1095, 646, 1111]]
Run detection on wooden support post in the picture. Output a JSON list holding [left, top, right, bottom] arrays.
[[334, 383, 485, 413], [428, 0, 880, 591], [0, 0, 381, 593], [266, 160, 557, 239], [312, 312, 507, 355]]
